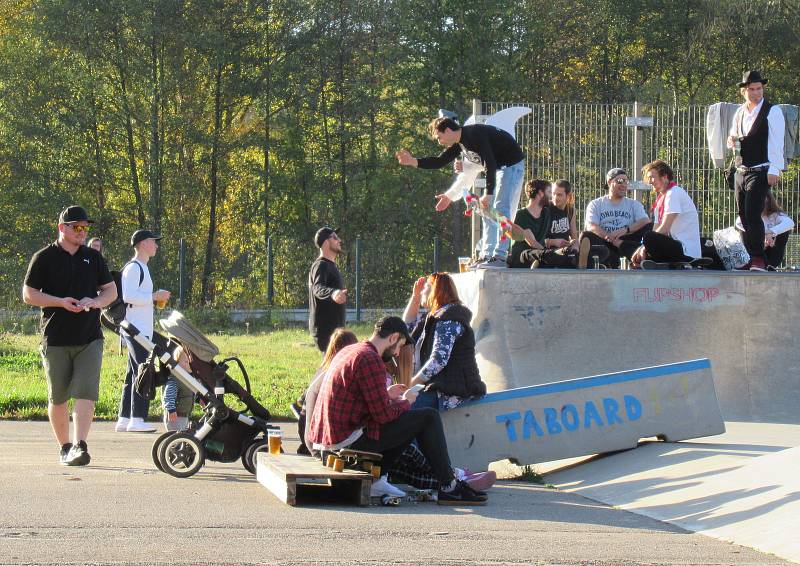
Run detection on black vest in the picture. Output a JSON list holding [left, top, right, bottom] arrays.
[[739, 100, 772, 167], [412, 303, 486, 398]]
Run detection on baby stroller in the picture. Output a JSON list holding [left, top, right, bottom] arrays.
[[118, 311, 277, 478]]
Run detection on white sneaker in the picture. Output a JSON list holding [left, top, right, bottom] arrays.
[[370, 475, 406, 498], [114, 417, 130, 432], [126, 418, 157, 433]]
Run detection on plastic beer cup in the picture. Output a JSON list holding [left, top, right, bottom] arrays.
[[268, 429, 282, 455]]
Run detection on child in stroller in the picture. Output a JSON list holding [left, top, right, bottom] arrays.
[[119, 310, 277, 478]]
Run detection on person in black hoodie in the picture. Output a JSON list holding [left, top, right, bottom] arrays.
[[402, 273, 486, 411], [308, 226, 347, 352]]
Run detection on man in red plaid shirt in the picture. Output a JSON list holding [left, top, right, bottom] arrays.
[[309, 316, 487, 505]]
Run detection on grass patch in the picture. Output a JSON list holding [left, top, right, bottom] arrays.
[[0, 323, 373, 421], [511, 464, 553, 486]]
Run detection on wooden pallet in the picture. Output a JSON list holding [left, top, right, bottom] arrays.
[[256, 452, 372, 506]]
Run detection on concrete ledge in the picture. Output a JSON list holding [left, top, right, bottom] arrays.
[[441, 359, 725, 472], [452, 269, 800, 423]]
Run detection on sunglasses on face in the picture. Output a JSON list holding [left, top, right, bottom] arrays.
[[613, 178, 629, 184], [67, 224, 90, 233]]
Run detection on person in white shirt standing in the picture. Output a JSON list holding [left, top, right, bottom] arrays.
[[727, 70, 785, 271], [631, 160, 701, 268], [115, 230, 171, 433]]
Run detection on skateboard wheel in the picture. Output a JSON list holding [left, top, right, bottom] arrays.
[[333, 458, 344, 472], [381, 494, 400, 506], [326, 454, 336, 468], [371, 465, 381, 478]]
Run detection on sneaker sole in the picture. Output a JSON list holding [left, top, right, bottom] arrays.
[[67, 453, 91, 466]]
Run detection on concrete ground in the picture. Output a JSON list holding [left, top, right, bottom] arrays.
[[0, 421, 792, 565], [546, 422, 800, 564]]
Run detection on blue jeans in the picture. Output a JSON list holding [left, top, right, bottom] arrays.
[[480, 160, 525, 260], [119, 335, 151, 419], [411, 389, 440, 411]]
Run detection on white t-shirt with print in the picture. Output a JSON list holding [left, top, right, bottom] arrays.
[[585, 196, 648, 232], [656, 185, 701, 259]]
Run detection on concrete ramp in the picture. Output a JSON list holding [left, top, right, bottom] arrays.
[[452, 269, 800, 423], [545, 422, 800, 563], [441, 359, 724, 472]]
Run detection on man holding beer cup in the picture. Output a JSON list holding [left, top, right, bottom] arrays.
[[115, 229, 170, 433]]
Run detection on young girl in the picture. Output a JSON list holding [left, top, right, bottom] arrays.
[[162, 344, 195, 431]]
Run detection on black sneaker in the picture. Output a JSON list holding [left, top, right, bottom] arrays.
[[438, 480, 488, 506], [59, 443, 73, 465], [66, 440, 91, 466]]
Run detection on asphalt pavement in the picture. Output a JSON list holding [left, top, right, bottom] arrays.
[[0, 421, 791, 566]]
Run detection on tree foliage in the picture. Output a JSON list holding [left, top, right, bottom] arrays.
[[1, 0, 798, 307]]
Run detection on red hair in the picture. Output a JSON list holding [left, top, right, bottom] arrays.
[[425, 272, 460, 313]]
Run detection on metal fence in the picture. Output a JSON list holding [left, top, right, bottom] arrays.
[[482, 101, 800, 267]]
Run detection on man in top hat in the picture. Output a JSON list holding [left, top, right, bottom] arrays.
[[727, 70, 785, 271], [22, 205, 117, 466], [308, 226, 347, 353], [115, 229, 171, 433]]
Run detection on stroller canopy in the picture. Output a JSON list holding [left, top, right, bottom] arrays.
[[159, 310, 220, 362]]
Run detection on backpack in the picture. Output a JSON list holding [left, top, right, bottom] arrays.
[[101, 260, 144, 332], [133, 350, 170, 400]]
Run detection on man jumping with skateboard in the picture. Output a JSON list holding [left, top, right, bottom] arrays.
[[308, 316, 487, 505]]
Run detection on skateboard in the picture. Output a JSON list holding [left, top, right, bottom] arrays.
[[371, 488, 438, 506], [641, 257, 713, 270], [321, 448, 383, 477]]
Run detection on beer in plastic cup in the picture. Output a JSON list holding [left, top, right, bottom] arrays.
[[155, 291, 168, 309], [458, 257, 471, 273], [268, 429, 282, 455]]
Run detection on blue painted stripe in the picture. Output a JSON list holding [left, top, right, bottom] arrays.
[[466, 358, 711, 406]]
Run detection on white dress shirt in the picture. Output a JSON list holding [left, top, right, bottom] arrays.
[[729, 99, 786, 176]]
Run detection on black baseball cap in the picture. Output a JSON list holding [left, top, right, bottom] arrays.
[[314, 226, 339, 248], [59, 205, 94, 224], [131, 229, 163, 246], [374, 315, 413, 344]]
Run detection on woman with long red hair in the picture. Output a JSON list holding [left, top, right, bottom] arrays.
[[402, 272, 486, 410]]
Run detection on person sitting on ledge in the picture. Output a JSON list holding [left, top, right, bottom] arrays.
[[734, 191, 794, 271], [631, 160, 702, 268], [579, 168, 652, 268], [308, 315, 487, 505], [402, 272, 487, 411]]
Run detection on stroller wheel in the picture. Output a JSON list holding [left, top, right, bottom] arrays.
[[158, 432, 206, 478], [242, 439, 269, 475], [152, 431, 176, 472]]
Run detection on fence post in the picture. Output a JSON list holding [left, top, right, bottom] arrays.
[[355, 237, 362, 322], [178, 238, 186, 309], [471, 98, 482, 259], [267, 236, 274, 306], [433, 235, 440, 273]]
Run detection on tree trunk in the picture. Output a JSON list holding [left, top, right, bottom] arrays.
[[201, 63, 223, 304], [112, 26, 146, 228], [149, 1, 162, 232]]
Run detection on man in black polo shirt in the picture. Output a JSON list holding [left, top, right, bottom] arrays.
[[23, 205, 116, 466], [727, 70, 785, 271]]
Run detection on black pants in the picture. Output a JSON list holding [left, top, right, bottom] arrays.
[[735, 170, 768, 259], [766, 231, 790, 268], [642, 231, 692, 263], [350, 408, 454, 485], [517, 247, 576, 268], [580, 223, 653, 268]]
